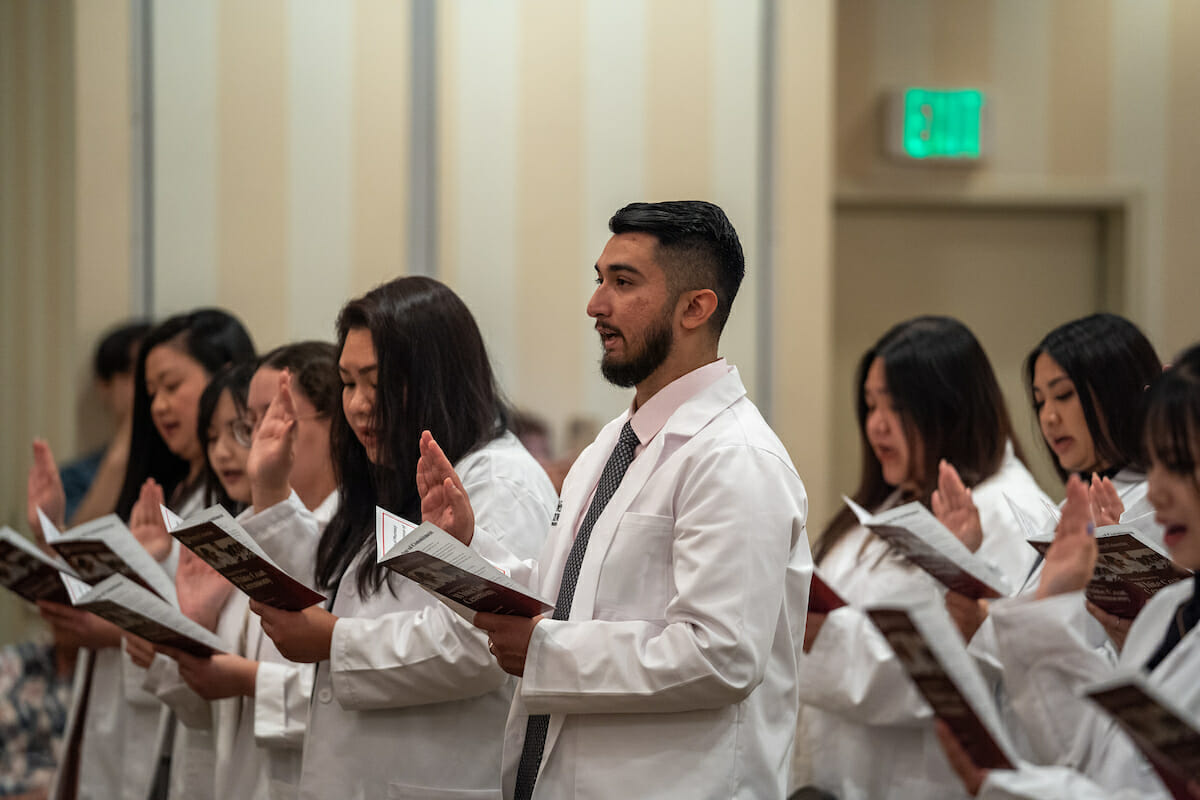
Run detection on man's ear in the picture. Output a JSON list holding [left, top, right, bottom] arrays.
[[677, 289, 719, 332]]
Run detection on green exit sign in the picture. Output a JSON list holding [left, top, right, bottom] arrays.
[[887, 88, 988, 162]]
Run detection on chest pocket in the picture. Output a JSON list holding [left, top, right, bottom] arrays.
[[593, 512, 675, 621]]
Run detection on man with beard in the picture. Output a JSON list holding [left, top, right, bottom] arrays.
[[417, 200, 812, 799]]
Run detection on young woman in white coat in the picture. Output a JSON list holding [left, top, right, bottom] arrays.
[[253, 277, 558, 800], [941, 314, 1163, 743], [30, 308, 254, 800], [935, 342, 1200, 800], [795, 316, 1050, 800], [134, 348, 340, 800]]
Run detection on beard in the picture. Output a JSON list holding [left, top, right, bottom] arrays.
[[599, 311, 674, 388]]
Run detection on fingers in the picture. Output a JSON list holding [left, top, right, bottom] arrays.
[[1057, 474, 1094, 540]]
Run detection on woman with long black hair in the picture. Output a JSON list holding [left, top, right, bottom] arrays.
[[254, 276, 557, 800], [795, 316, 1049, 800]]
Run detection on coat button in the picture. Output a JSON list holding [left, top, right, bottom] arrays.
[[317, 687, 333, 704]]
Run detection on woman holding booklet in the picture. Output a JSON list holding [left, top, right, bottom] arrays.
[[941, 313, 1164, 647], [129, 342, 341, 800], [29, 308, 255, 800], [794, 316, 1049, 800], [252, 277, 557, 800], [936, 342, 1200, 800]]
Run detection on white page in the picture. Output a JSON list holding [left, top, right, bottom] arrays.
[[379, 522, 554, 614], [1003, 492, 1054, 542], [844, 496, 1013, 598], [36, 507, 63, 545], [72, 573, 224, 655], [376, 506, 419, 562], [52, 514, 178, 605], [0, 526, 77, 576], [160, 504, 184, 532]]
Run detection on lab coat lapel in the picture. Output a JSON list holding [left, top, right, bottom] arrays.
[[564, 369, 748, 623], [537, 369, 747, 767], [536, 415, 629, 600]]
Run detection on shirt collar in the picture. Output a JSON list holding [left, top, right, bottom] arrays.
[[627, 358, 730, 447]]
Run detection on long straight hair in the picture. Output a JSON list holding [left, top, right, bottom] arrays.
[[815, 316, 1022, 564], [316, 277, 509, 596], [115, 309, 256, 520], [1024, 313, 1161, 482]]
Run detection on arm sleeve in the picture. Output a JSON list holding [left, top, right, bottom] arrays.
[[330, 443, 552, 711], [253, 660, 313, 748], [519, 445, 808, 715], [140, 653, 212, 729]]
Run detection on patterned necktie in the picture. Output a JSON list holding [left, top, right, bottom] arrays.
[[513, 421, 640, 800]]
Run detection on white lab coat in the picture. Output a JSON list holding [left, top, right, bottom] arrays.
[[796, 445, 1049, 800], [49, 487, 197, 800], [472, 366, 811, 800], [144, 491, 329, 800], [296, 431, 556, 800], [978, 577, 1200, 799], [965, 470, 1160, 763]]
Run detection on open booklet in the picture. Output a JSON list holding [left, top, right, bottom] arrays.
[[0, 526, 77, 604], [1023, 524, 1189, 618], [809, 567, 848, 614], [169, 504, 325, 611], [1084, 671, 1200, 800], [845, 497, 1012, 599], [866, 596, 1018, 770], [38, 508, 177, 605], [376, 507, 554, 618], [61, 572, 224, 658]]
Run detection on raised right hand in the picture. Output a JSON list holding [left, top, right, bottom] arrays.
[[27, 439, 66, 542], [247, 370, 297, 511], [130, 479, 173, 561], [417, 431, 475, 545], [176, 547, 234, 632], [1036, 474, 1098, 600], [1088, 473, 1124, 527], [931, 459, 983, 553]]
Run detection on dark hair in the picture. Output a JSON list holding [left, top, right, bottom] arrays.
[[814, 316, 1023, 564], [257, 341, 340, 419], [94, 320, 153, 381], [317, 277, 509, 596], [608, 200, 745, 333], [115, 309, 256, 519], [197, 362, 255, 513], [1024, 313, 1161, 482], [1144, 343, 1200, 481]]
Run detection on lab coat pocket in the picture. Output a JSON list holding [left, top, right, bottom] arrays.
[[386, 784, 502, 799], [594, 512, 675, 621]]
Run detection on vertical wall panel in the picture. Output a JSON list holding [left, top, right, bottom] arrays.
[[153, 0, 218, 315], [990, 0, 1051, 175], [513, 0, 585, 427], [711, 0, 762, 401], [218, 0, 287, 349], [1163, 0, 1200, 356], [579, 0, 648, 422], [351, 0, 410, 295], [645, 0, 713, 200], [1047, 0, 1111, 176], [1110, 0, 1169, 343], [287, 0, 353, 343], [446, 2, 520, 392]]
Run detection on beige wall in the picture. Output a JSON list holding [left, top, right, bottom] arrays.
[[834, 0, 1198, 357]]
